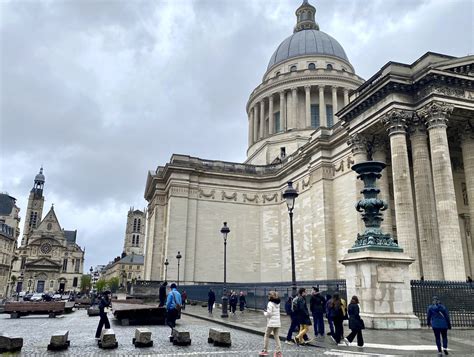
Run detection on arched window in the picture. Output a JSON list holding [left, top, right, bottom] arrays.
[[132, 235, 135, 245], [137, 219, 141, 231], [308, 63, 316, 70], [133, 218, 137, 232], [290, 65, 297, 72], [275, 71, 280, 77], [136, 236, 139, 246], [342, 67, 347, 72], [326, 64, 333, 70]]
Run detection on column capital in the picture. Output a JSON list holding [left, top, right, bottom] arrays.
[[279, 90, 286, 97], [291, 87, 298, 93], [456, 122, 474, 142], [417, 101, 453, 130], [347, 133, 368, 156], [318, 85, 325, 92], [304, 85, 311, 91], [407, 115, 428, 138], [331, 86, 338, 91], [381, 109, 412, 136], [268, 94, 274, 102]]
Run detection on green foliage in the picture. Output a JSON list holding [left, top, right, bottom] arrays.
[[108, 277, 120, 293], [96, 278, 107, 293], [80, 275, 91, 292]]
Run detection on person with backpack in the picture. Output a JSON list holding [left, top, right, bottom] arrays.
[[325, 294, 334, 336], [328, 293, 345, 344], [344, 295, 364, 347], [310, 287, 325, 338], [293, 287, 312, 345], [427, 296, 451, 355], [259, 291, 282, 357], [166, 283, 182, 335]]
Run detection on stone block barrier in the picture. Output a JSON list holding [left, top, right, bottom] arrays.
[[170, 328, 191, 346], [132, 328, 153, 347], [47, 330, 70, 351], [98, 329, 118, 349], [0, 334, 23, 353], [208, 328, 231, 347]]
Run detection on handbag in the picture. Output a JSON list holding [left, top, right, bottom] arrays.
[[360, 318, 365, 330]]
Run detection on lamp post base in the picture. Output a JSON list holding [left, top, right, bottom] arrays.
[[221, 296, 229, 318]]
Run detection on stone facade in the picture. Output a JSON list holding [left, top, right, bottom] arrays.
[[143, 2, 474, 283], [102, 254, 144, 287], [123, 208, 146, 256], [10, 169, 85, 294]]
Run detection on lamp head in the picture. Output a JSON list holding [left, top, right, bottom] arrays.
[[176, 251, 182, 260], [282, 181, 299, 211], [220, 222, 230, 239]]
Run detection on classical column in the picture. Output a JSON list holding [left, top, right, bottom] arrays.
[[332, 86, 338, 124], [305, 85, 311, 128], [279, 91, 286, 131], [343, 88, 349, 106], [460, 124, 474, 277], [408, 117, 444, 280], [268, 95, 274, 135], [248, 111, 252, 147], [418, 102, 466, 280], [382, 109, 421, 278], [290, 87, 298, 129], [253, 106, 258, 143], [372, 137, 393, 238], [259, 100, 265, 138], [319, 86, 327, 127]]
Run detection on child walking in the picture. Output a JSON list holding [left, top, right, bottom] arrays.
[[259, 291, 282, 357]]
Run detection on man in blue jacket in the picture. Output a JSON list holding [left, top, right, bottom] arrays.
[[166, 283, 182, 334], [427, 296, 451, 355]]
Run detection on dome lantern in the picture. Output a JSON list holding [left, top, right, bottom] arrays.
[[294, 0, 319, 33]]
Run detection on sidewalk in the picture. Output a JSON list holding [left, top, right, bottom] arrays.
[[182, 304, 474, 356]]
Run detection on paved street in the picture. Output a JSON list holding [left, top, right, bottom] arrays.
[[1, 306, 474, 356]]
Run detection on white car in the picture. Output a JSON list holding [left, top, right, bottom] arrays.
[[30, 293, 43, 302], [52, 294, 62, 301]]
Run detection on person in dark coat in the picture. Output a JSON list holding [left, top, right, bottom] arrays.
[[427, 296, 451, 355], [325, 294, 334, 336], [344, 296, 364, 347], [310, 287, 325, 337], [95, 291, 111, 339], [159, 281, 167, 307], [328, 293, 345, 344], [293, 288, 312, 344], [208, 288, 216, 314], [181, 290, 187, 310], [229, 291, 238, 314], [239, 291, 246, 313]]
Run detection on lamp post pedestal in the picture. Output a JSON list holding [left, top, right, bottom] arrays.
[[221, 294, 229, 318]]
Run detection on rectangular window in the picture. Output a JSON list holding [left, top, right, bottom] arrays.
[[73, 277, 78, 287], [75, 259, 80, 273], [50, 280, 54, 288], [311, 104, 320, 128], [326, 104, 333, 127], [62, 259, 68, 272], [274, 112, 280, 132], [21, 257, 26, 269], [128, 272, 132, 279]]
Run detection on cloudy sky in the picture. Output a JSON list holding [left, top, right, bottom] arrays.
[[1, 0, 472, 271]]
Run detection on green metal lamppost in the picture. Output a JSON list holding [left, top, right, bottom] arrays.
[[283, 181, 299, 297], [220, 222, 230, 318]]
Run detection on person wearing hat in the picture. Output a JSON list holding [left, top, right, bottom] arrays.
[[95, 290, 111, 339], [427, 296, 451, 355], [166, 283, 182, 334]]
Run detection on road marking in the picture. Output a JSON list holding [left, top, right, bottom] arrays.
[[449, 336, 474, 347], [325, 350, 398, 356], [361, 343, 439, 351]]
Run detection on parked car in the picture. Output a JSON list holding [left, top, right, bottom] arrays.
[[30, 293, 43, 302], [52, 294, 62, 301], [23, 293, 34, 301]]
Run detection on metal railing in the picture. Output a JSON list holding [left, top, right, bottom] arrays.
[[411, 280, 474, 327]]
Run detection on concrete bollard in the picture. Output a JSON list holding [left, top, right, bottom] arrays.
[[132, 328, 153, 347], [207, 328, 231, 347], [170, 328, 191, 346], [98, 329, 118, 349], [0, 334, 23, 353], [47, 330, 70, 351], [87, 306, 100, 316]]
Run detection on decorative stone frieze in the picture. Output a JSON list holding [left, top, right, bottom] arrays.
[[221, 191, 237, 201], [198, 189, 215, 199], [243, 193, 259, 203], [262, 193, 278, 203], [416, 84, 465, 101]]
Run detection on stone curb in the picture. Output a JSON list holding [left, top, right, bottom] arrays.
[[181, 310, 323, 349]]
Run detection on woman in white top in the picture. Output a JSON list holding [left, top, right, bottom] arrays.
[[260, 291, 282, 357]]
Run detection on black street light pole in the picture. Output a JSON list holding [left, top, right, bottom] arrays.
[[17, 272, 24, 301], [283, 181, 299, 297], [164, 258, 169, 281], [176, 252, 182, 286], [220, 222, 230, 318]]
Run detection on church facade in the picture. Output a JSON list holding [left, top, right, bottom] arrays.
[[10, 169, 85, 294], [143, 1, 474, 283]]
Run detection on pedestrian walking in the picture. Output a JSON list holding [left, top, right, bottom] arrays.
[[285, 296, 299, 344], [344, 296, 364, 347], [328, 293, 345, 344], [239, 291, 246, 313], [159, 281, 167, 307], [293, 287, 312, 345], [259, 291, 282, 357], [325, 294, 334, 336], [310, 287, 325, 338], [427, 296, 451, 355], [208, 288, 216, 314], [181, 290, 187, 310], [166, 283, 182, 336], [229, 291, 238, 314], [95, 290, 111, 339]]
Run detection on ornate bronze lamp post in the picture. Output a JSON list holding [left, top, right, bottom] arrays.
[[176, 251, 182, 286], [283, 181, 299, 297], [220, 222, 230, 318]]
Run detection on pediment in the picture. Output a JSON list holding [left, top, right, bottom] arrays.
[[26, 257, 61, 268], [37, 206, 62, 233], [432, 57, 474, 76]]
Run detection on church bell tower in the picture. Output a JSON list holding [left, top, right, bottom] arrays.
[[21, 167, 46, 245]]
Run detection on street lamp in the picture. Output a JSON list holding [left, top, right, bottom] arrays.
[[283, 181, 299, 297], [164, 258, 169, 281], [220, 222, 230, 318], [28, 278, 32, 293], [176, 251, 182, 286], [17, 272, 24, 301]]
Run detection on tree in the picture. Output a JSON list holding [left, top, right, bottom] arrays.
[[80, 275, 91, 292], [108, 277, 120, 293], [96, 278, 107, 293]]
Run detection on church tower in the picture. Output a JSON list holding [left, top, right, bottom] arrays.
[[21, 167, 46, 246], [123, 208, 146, 256]]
